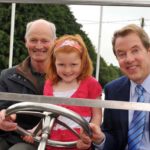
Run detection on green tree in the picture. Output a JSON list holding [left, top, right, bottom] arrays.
[[99, 57, 121, 87], [0, 3, 121, 85]]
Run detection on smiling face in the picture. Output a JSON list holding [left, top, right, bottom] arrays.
[[55, 52, 82, 83], [115, 32, 150, 84], [25, 21, 53, 63]]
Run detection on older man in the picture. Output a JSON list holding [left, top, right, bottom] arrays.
[[0, 19, 56, 150]]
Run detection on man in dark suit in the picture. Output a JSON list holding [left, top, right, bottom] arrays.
[[77, 24, 150, 150]]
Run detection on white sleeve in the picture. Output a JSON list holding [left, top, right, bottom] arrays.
[[93, 136, 106, 150]]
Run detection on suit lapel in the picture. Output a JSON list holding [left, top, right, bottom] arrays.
[[117, 78, 130, 141]]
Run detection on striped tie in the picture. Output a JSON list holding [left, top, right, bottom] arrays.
[[128, 85, 146, 150]]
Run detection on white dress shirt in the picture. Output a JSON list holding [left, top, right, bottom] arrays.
[[126, 75, 150, 150]]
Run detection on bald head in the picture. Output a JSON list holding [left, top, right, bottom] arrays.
[[25, 19, 56, 40]]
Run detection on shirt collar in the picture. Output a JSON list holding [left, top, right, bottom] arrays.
[[130, 74, 150, 96]]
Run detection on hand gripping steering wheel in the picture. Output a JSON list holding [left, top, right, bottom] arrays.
[[6, 102, 91, 150]]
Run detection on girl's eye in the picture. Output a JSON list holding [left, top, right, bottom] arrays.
[[72, 63, 79, 66], [57, 64, 64, 66]]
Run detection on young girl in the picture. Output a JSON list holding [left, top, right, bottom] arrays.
[[44, 34, 102, 150], [23, 34, 102, 150]]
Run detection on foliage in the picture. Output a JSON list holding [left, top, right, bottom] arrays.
[[99, 57, 122, 87], [0, 3, 121, 85]]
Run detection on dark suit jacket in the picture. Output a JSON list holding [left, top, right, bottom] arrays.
[[102, 75, 150, 150], [102, 76, 131, 150]]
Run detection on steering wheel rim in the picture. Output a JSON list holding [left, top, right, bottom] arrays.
[[6, 102, 91, 149]]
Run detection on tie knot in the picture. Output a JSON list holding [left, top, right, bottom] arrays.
[[135, 85, 144, 96]]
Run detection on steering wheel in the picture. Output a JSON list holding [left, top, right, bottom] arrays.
[[6, 102, 91, 150]]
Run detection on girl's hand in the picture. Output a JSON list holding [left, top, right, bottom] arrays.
[[76, 127, 92, 149]]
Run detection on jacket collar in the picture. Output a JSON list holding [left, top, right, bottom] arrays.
[[16, 57, 38, 89]]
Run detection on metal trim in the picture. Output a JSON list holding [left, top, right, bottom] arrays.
[[0, 0, 150, 7], [1, 92, 150, 111]]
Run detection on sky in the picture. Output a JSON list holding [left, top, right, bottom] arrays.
[[69, 5, 150, 66]]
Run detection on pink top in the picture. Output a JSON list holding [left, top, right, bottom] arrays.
[[44, 76, 102, 150], [44, 76, 102, 116]]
